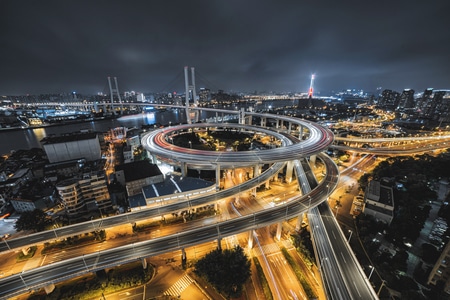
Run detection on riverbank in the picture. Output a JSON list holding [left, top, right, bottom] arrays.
[[0, 115, 119, 132]]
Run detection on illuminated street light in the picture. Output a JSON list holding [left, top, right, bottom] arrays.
[[368, 265, 375, 280], [2, 236, 11, 251], [19, 272, 28, 290], [188, 141, 192, 148], [348, 229, 353, 243]]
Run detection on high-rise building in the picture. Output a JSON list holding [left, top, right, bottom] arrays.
[[428, 239, 450, 294], [56, 170, 111, 216], [430, 90, 450, 122], [198, 88, 211, 102], [416, 88, 434, 113], [397, 89, 415, 109], [378, 89, 400, 108], [415, 89, 450, 121]]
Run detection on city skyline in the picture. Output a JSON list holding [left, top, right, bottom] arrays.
[[1, 1, 449, 96]]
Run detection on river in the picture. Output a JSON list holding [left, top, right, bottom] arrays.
[[0, 99, 300, 156], [0, 109, 192, 156]]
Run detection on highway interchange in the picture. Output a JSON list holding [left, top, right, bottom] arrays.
[[0, 109, 403, 299]]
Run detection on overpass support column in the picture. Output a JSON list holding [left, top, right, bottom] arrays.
[[288, 122, 292, 134], [217, 237, 222, 251], [215, 164, 221, 191], [299, 125, 304, 140], [181, 162, 188, 178], [310, 155, 317, 166], [285, 161, 294, 183], [260, 117, 266, 127], [275, 119, 280, 129], [44, 283, 56, 295], [295, 213, 305, 231], [248, 230, 254, 249], [246, 108, 253, 125], [141, 257, 148, 269], [181, 248, 186, 261], [239, 108, 246, 125], [273, 172, 279, 182], [276, 221, 282, 241]]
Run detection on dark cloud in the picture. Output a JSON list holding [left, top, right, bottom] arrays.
[[1, 0, 449, 95]]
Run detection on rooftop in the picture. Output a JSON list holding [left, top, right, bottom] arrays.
[[41, 132, 98, 145], [115, 160, 162, 182]]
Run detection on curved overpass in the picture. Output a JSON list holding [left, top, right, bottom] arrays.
[[0, 153, 338, 299], [0, 112, 378, 299], [141, 120, 332, 168]]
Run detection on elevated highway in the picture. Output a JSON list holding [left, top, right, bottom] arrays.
[[0, 111, 381, 299]]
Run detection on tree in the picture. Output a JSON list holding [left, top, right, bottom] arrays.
[[195, 245, 251, 299], [14, 209, 51, 232]]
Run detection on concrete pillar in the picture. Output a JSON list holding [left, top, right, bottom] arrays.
[[247, 112, 252, 125], [235, 193, 240, 207], [260, 117, 266, 127], [44, 283, 55, 294], [276, 222, 282, 241], [181, 162, 187, 177], [217, 237, 222, 251], [275, 119, 280, 129], [215, 164, 221, 190], [285, 160, 294, 183], [265, 180, 270, 189], [299, 125, 304, 139], [141, 257, 148, 269], [310, 155, 317, 165], [248, 230, 254, 249], [288, 122, 292, 134], [239, 108, 245, 125], [295, 213, 304, 231], [253, 165, 261, 178], [181, 248, 186, 260]]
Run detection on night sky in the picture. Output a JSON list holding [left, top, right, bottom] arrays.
[[1, 1, 449, 96]]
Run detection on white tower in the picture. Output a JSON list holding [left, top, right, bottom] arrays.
[[107, 76, 123, 114]]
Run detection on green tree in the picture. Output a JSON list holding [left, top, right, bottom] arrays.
[[14, 209, 51, 232], [195, 245, 251, 299]]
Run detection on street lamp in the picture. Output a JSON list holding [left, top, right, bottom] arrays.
[[368, 265, 375, 280], [188, 141, 192, 149], [348, 229, 353, 243], [82, 254, 89, 271], [334, 204, 340, 217], [19, 272, 28, 290], [2, 236, 11, 251], [377, 280, 387, 296]]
